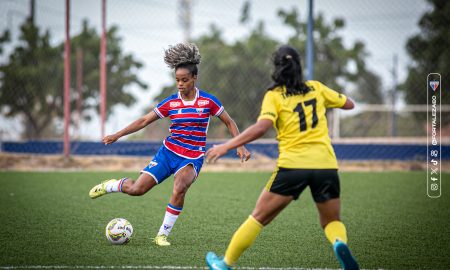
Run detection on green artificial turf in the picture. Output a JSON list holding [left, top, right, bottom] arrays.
[[0, 171, 449, 269]]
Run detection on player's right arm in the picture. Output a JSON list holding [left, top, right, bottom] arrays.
[[102, 111, 159, 145]]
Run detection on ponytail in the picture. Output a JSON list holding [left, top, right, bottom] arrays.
[[268, 45, 310, 95]]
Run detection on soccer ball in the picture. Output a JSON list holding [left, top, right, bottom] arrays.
[[105, 218, 133, 245]]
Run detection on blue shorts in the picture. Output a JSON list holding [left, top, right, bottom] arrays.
[[141, 146, 204, 184]]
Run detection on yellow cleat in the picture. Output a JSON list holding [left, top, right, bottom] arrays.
[[89, 179, 117, 199], [153, 234, 171, 246]]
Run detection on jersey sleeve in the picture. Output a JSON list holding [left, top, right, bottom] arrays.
[[209, 96, 224, 116], [320, 82, 347, 108], [153, 99, 170, 118], [257, 91, 278, 123]]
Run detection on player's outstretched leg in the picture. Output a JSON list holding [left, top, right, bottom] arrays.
[[206, 252, 231, 270], [333, 240, 359, 270], [89, 178, 127, 199]]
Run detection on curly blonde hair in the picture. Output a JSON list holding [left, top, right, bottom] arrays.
[[164, 43, 201, 69]]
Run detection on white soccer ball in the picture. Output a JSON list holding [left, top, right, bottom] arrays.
[[105, 218, 133, 245]]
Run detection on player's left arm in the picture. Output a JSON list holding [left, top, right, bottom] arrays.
[[320, 82, 355, 110], [217, 110, 251, 162], [341, 97, 355, 110]]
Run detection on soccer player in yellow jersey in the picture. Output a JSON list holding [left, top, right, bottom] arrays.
[[205, 45, 359, 270]]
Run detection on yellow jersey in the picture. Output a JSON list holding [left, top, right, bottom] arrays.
[[257, 80, 347, 169]]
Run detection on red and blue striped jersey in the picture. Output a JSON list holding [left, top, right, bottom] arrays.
[[153, 88, 224, 159]]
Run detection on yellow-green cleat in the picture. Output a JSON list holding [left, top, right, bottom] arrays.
[[153, 234, 171, 246], [89, 179, 117, 199]]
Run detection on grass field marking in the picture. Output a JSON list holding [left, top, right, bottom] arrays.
[[0, 267, 385, 270]]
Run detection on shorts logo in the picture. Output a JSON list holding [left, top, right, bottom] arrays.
[[198, 100, 209, 106], [170, 101, 181, 107], [148, 161, 158, 168]]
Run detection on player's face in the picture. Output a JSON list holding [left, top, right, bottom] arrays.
[[175, 68, 197, 97]]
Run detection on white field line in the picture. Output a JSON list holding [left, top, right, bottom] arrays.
[[0, 266, 386, 270]]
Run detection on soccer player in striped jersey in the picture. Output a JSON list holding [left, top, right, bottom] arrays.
[[205, 45, 359, 270], [89, 43, 251, 246]]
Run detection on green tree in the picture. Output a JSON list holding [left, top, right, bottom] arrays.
[[0, 20, 147, 139], [69, 21, 148, 120], [155, 23, 277, 137], [155, 6, 382, 137], [0, 20, 63, 139], [402, 0, 450, 125], [278, 9, 383, 103]]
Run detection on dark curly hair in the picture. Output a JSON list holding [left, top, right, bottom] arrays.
[[267, 45, 310, 95]]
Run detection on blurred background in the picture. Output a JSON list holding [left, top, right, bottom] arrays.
[[0, 0, 448, 162]]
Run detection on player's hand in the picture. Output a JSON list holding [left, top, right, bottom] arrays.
[[205, 144, 228, 163], [102, 134, 119, 145], [237, 146, 251, 162]]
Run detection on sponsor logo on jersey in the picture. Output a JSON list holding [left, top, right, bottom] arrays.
[[170, 101, 181, 107], [196, 108, 204, 114], [198, 100, 209, 106]]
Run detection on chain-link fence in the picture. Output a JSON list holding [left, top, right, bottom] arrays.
[[0, 0, 448, 147]]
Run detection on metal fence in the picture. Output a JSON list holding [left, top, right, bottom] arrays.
[[0, 0, 448, 148]]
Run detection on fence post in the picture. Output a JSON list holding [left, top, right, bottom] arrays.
[[63, 0, 71, 158]]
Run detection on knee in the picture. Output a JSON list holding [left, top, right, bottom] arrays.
[[172, 183, 189, 199], [251, 210, 269, 226]]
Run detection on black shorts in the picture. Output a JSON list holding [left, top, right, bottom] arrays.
[[265, 168, 340, 202]]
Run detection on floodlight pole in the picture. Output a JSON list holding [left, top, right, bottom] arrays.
[[178, 0, 192, 42], [29, 0, 35, 23], [100, 0, 107, 139], [63, 0, 71, 158], [306, 0, 314, 80]]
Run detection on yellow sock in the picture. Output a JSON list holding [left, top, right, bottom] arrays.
[[324, 220, 348, 244], [224, 215, 263, 266]]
